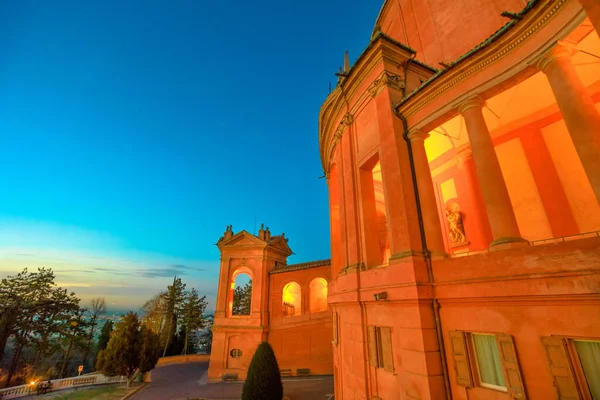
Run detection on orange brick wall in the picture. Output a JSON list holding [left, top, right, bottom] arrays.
[[268, 265, 333, 376], [208, 251, 333, 381]]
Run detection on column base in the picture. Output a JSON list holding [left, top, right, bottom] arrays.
[[489, 237, 529, 251]]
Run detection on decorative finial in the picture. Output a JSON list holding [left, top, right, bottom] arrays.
[[344, 51, 350, 73], [223, 225, 234, 239]]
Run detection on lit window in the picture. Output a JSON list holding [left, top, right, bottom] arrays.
[[472, 334, 506, 391], [282, 282, 301, 316], [360, 157, 390, 268], [573, 340, 600, 399], [309, 278, 328, 313]]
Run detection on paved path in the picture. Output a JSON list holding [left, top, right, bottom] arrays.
[[130, 362, 333, 400]]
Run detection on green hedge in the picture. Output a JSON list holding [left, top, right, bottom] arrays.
[[241, 342, 283, 400]]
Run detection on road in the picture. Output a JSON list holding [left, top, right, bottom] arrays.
[[130, 362, 334, 400]]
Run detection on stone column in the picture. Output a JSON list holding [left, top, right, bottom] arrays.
[[538, 43, 600, 204], [578, 0, 600, 37], [407, 129, 447, 257], [458, 97, 527, 249], [455, 145, 494, 250]]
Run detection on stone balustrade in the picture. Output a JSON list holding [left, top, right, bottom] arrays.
[[0, 374, 126, 399]]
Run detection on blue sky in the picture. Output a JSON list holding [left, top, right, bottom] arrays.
[[0, 0, 381, 311]]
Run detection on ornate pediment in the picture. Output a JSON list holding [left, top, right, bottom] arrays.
[[217, 227, 294, 257], [266, 235, 293, 256], [218, 230, 267, 248]]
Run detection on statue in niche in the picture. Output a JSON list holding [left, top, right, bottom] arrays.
[[445, 201, 467, 246]]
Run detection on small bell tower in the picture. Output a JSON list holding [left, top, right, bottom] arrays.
[[208, 224, 293, 381]]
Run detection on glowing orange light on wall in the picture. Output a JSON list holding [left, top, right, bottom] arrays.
[[282, 282, 301, 316], [372, 161, 390, 263], [309, 278, 328, 313]]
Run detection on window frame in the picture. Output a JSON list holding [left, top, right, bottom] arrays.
[[468, 332, 508, 393], [568, 337, 599, 400]]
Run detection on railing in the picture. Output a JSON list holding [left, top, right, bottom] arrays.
[[0, 374, 126, 399], [450, 230, 600, 258]]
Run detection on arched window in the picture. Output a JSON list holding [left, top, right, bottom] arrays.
[[282, 282, 302, 316], [230, 272, 252, 316], [309, 278, 328, 313]]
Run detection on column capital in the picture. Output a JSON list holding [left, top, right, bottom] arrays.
[[536, 40, 578, 73], [458, 95, 485, 115], [407, 129, 430, 143]]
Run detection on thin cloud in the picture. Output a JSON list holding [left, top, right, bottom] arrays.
[[169, 264, 205, 272], [136, 264, 206, 278], [58, 269, 97, 274], [91, 264, 205, 279]]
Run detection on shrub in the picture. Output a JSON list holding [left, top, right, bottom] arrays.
[[241, 342, 283, 400]]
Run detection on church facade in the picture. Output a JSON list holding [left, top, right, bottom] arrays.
[[319, 0, 600, 399], [207, 225, 333, 381], [208, 0, 600, 398]]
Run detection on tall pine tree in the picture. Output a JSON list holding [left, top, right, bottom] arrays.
[[180, 288, 208, 355], [161, 276, 185, 357]]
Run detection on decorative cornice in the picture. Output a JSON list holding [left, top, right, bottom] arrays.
[[211, 325, 265, 331], [327, 113, 354, 171], [389, 250, 425, 261], [438, 294, 600, 306], [398, 0, 570, 119], [270, 259, 331, 275], [334, 113, 354, 139], [368, 72, 405, 98], [338, 262, 366, 276]]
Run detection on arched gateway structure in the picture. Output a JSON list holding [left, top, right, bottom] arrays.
[[207, 225, 332, 381], [320, 0, 600, 399]]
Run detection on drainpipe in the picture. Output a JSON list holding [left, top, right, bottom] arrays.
[[392, 106, 453, 400]]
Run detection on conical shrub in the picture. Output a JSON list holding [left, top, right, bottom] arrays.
[[242, 342, 283, 400]]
